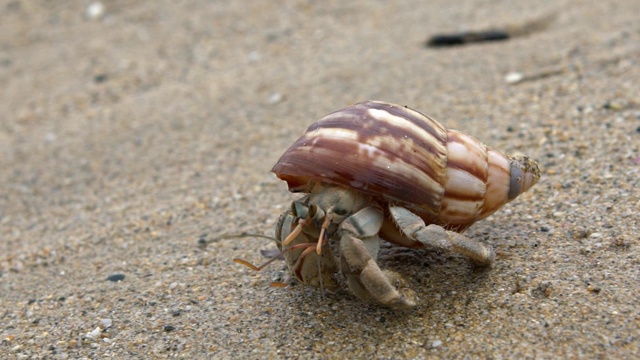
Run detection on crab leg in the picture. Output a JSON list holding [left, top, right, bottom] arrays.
[[388, 206, 495, 266], [338, 206, 417, 310]]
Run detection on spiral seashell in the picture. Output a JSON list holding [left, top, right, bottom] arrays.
[[272, 100, 539, 230]]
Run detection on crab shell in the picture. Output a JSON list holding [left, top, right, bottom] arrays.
[[271, 100, 540, 231]]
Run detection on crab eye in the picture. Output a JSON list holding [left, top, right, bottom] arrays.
[[332, 207, 348, 216], [291, 201, 309, 218]]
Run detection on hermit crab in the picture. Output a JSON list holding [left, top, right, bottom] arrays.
[[235, 100, 539, 310]]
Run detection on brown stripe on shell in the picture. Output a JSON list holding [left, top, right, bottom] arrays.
[[363, 101, 446, 146], [312, 105, 446, 166], [435, 130, 491, 224], [272, 101, 450, 215], [438, 129, 489, 223], [316, 101, 447, 179], [309, 110, 447, 183], [438, 197, 485, 225], [444, 130, 489, 183], [478, 149, 511, 219], [274, 129, 446, 214], [442, 167, 486, 202]]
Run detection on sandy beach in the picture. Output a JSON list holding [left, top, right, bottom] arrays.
[[1, 1, 639, 358]]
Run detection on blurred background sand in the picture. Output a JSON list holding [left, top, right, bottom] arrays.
[[1, 0, 639, 358]]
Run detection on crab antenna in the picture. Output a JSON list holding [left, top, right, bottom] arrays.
[[233, 256, 282, 272], [316, 214, 332, 255], [217, 233, 277, 241], [233, 242, 317, 271], [281, 218, 309, 247], [315, 215, 333, 299], [316, 252, 325, 299]]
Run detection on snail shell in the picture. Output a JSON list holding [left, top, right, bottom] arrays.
[[272, 101, 539, 230]]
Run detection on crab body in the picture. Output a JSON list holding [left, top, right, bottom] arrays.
[[242, 101, 539, 309]]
